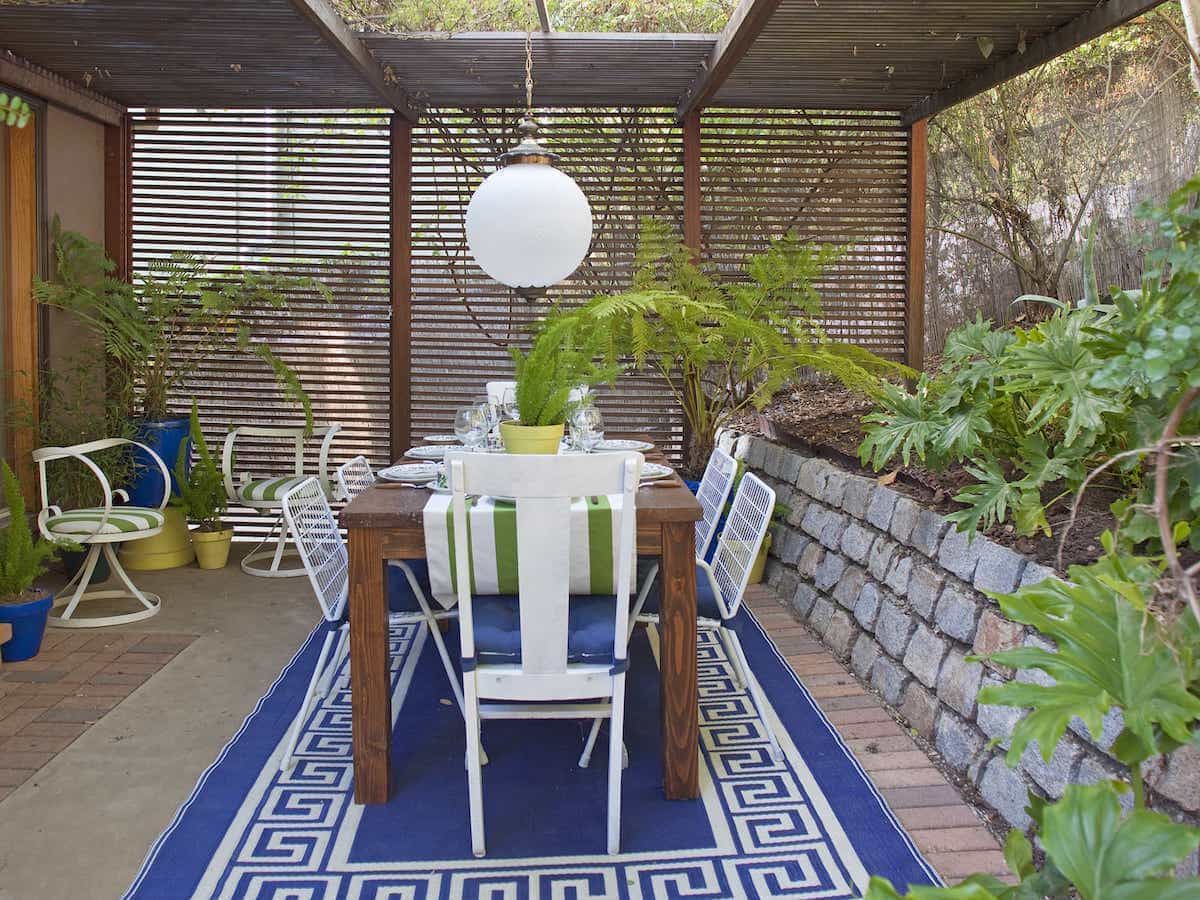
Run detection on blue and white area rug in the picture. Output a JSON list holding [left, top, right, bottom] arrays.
[[126, 610, 939, 899]]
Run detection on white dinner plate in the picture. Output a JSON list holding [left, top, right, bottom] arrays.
[[379, 463, 441, 483], [640, 462, 674, 481], [404, 445, 450, 460], [594, 438, 654, 453], [423, 433, 460, 444]]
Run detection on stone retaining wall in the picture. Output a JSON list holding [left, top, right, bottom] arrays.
[[726, 433, 1200, 838]]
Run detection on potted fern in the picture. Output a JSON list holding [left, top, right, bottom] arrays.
[[174, 402, 233, 569], [501, 323, 617, 454], [0, 462, 71, 662]]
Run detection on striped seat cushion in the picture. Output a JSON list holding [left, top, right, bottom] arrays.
[[238, 476, 311, 503], [46, 507, 165, 537]]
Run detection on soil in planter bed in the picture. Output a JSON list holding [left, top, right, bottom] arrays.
[[729, 378, 1120, 573]]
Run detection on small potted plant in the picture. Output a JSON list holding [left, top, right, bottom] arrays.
[[174, 402, 233, 569], [501, 323, 617, 455], [0, 461, 72, 662]]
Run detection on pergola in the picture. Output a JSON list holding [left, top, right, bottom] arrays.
[[0, 0, 1165, 462]]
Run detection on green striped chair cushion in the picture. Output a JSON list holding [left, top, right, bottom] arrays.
[[46, 507, 166, 536], [238, 475, 311, 503]]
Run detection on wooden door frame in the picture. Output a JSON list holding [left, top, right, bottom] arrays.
[[2, 89, 46, 502]]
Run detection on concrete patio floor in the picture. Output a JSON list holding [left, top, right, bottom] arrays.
[[0, 552, 1005, 899]]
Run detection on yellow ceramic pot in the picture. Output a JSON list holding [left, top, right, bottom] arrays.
[[119, 506, 195, 571], [748, 531, 773, 584], [192, 527, 234, 570], [500, 421, 564, 455]]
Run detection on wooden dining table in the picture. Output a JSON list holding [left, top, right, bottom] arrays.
[[338, 442, 703, 805]]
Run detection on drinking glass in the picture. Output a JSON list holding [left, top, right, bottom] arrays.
[[500, 386, 520, 423], [454, 405, 487, 451], [571, 405, 605, 452], [473, 395, 500, 448]]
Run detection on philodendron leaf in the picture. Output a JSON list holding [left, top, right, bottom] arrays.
[[863, 875, 1006, 900], [1040, 783, 1200, 900], [979, 557, 1200, 766]]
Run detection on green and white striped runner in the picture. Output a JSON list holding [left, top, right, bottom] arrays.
[[422, 494, 633, 610]]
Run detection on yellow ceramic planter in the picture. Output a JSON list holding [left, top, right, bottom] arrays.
[[119, 506, 195, 571], [191, 527, 234, 570], [500, 421, 564, 455], [748, 532, 772, 585]]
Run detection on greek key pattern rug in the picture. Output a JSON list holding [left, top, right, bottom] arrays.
[[126, 609, 938, 899]]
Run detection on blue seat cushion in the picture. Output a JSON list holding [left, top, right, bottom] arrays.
[[470, 594, 620, 665], [387, 560, 432, 614], [639, 563, 727, 622]]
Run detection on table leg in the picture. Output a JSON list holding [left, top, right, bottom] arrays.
[[349, 527, 392, 804], [659, 521, 699, 799]]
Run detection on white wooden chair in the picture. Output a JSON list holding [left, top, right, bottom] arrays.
[[582, 447, 739, 767], [485, 380, 589, 419], [279, 477, 472, 772], [634, 471, 783, 762], [222, 424, 341, 577], [33, 438, 170, 628], [447, 450, 641, 856], [335, 455, 376, 502]]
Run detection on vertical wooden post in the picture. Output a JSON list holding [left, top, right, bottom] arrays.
[[104, 113, 133, 282], [390, 114, 413, 461], [906, 119, 928, 372], [680, 111, 702, 463], [4, 119, 39, 501], [682, 111, 702, 259]]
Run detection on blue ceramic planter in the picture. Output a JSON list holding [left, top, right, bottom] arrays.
[[130, 417, 191, 507], [0, 588, 54, 662]]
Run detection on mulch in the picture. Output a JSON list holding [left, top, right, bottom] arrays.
[[729, 379, 1119, 573]]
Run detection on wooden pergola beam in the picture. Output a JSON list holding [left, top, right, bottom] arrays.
[[288, 0, 419, 120], [535, 0, 552, 32], [0, 51, 124, 126], [902, 0, 1166, 124], [675, 0, 781, 119]]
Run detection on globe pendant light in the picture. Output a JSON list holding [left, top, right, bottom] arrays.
[[465, 28, 593, 299]]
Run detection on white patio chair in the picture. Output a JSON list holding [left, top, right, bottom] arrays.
[[447, 450, 641, 856], [222, 423, 341, 577], [335, 455, 376, 501], [278, 477, 474, 773], [631, 471, 783, 762], [33, 438, 170, 628], [485, 380, 589, 419], [581, 446, 738, 767]]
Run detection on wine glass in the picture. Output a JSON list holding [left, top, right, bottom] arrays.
[[454, 405, 487, 451], [500, 386, 520, 423], [572, 405, 605, 452], [473, 394, 500, 448]]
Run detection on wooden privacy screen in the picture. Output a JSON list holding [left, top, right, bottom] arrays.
[[130, 107, 909, 511], [701, 110, 910, 360]]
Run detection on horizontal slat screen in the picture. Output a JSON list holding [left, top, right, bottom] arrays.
[[412, 108, 686, 460], [702, 110, 909, 359], [130, 107, 910, 537], [131, 109, 392, 534]]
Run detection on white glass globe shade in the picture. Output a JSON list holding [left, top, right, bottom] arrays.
[[466, 162, 593, 289]]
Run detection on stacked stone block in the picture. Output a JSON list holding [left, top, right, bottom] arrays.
[[728, 432, 1199, 838]]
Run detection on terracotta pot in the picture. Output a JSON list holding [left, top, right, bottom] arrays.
[[191, 527, 234, 570], [500, 421, 564, 455]]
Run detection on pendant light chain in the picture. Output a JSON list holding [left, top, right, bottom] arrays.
[[524, 18, 535, 118]]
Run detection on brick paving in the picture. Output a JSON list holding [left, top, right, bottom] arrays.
[[0, 630, 195, 802], [743, 583, 1009, 884]]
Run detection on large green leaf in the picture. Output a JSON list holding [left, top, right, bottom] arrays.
[[1040, 784, 1200, 900], [980, 557, 1200, 766]]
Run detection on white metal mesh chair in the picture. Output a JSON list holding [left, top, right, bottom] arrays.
[[632, 472, 783, 762], [33, 438, 171, 628], [222, 424, 341, 578], [336, 455, 376, 501], [448, 451, 641, 856], [279, 477, 473, 773]]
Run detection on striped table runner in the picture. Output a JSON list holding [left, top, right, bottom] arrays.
[[422, 494, 633, 609]]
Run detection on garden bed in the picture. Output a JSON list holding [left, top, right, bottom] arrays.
[[730, 378, 1119, 572]]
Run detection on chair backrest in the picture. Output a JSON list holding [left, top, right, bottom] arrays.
[[485, 381, 589, 417], [694, 448, 737, 560], [709, 472, 775, 620], [446, 451, 641, 677], [222, 424, 342, 500], [336, 456, 375, 501], [32, 437, 170, 527], [281, 477, 348, 622]]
